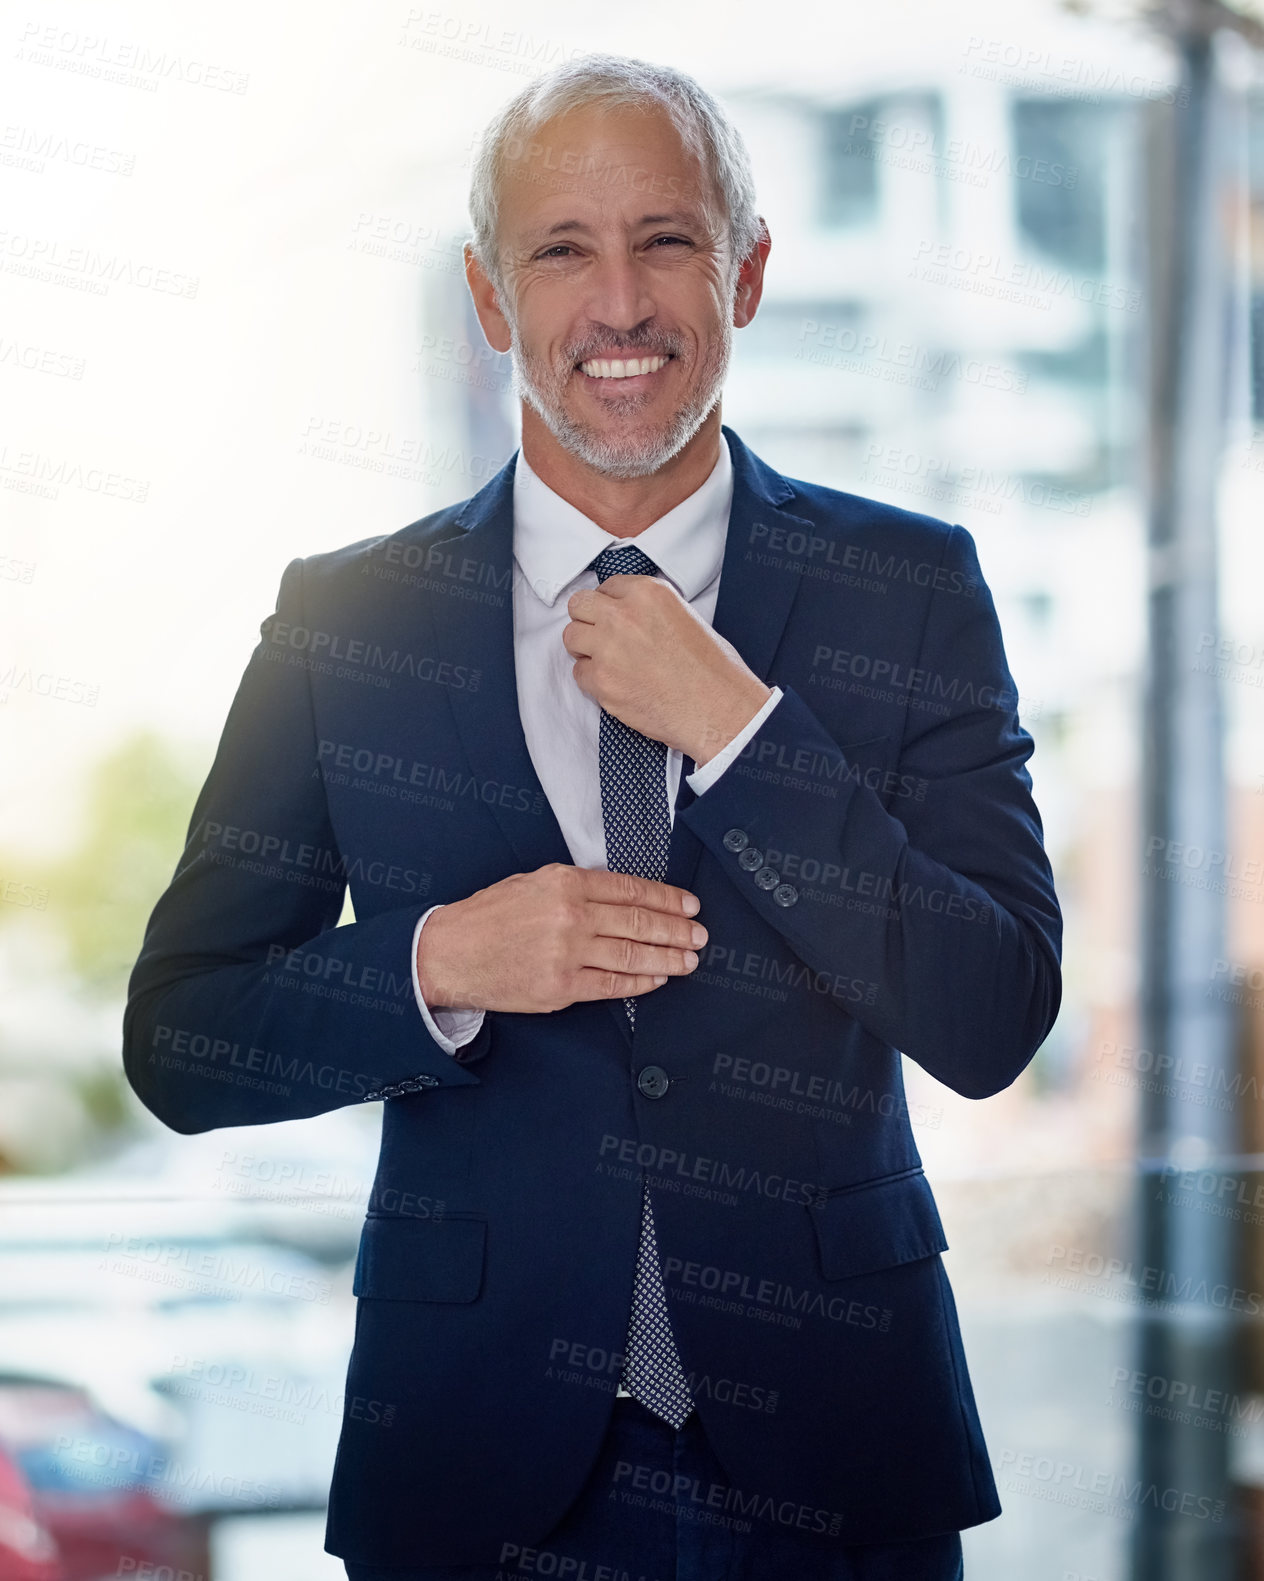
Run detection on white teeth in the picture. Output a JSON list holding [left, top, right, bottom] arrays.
[[579, 354, 669, 379]]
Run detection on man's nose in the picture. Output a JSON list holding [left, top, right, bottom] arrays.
[[579, 254, 658, 336]]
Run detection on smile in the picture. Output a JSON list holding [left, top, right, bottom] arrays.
[[577, 354, 672, 380]]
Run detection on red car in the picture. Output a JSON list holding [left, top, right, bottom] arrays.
[[0, 1377, 203, 1581], [0, 1437, 61, 1581]]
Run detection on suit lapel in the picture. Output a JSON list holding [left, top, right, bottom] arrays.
[[416, 458, 575, 883], [415, 425, 811, 1048]]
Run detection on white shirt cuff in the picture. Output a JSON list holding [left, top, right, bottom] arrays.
[[411, 905, 486, 1056], [685, 686, 783, 796]]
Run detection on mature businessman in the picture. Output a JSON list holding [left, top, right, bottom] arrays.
[[124, 53, 1061, 1581]]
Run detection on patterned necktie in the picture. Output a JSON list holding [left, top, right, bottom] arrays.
[[589, 543, 694, 1430]]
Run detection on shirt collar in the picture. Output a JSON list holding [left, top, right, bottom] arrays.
[[512, 431, 733, 608]]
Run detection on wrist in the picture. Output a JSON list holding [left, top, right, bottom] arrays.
[[691, 679, 774, 768], [417, 905, 458, 1007]]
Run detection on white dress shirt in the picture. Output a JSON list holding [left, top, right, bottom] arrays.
[[409, 431, 783, 1050]]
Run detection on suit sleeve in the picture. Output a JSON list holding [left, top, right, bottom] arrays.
[[678, 523, 1061, 1100], [122, 557, 492, 1136]]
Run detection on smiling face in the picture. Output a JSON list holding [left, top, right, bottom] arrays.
[[468, 100, 762, 481]]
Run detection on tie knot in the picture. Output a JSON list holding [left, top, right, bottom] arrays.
[[589, 544, 660, 584]]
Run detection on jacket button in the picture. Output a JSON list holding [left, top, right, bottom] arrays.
[[637, 1064, 671, 1099], [773, 883, 799, 907], [722, 828, 749, 852], [737, 847, 764, 871], [755, 866, 780, 890]]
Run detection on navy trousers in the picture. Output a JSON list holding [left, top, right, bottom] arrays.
[[343, 1397, 964, 1580]]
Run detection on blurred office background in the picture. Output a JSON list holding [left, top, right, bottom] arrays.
[[2, 0, 1264, 1575]]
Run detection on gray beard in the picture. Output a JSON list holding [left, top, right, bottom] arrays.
[[504, 312, 733, 480]]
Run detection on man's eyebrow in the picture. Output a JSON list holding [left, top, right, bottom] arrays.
[[526, 210, 703, 244]]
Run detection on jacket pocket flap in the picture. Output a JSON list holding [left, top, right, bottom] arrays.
[[809, 1169, 947, 1281], [353, 1214, 486, 1303]]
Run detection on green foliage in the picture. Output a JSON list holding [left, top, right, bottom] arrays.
[[16, 734, 202, 998]]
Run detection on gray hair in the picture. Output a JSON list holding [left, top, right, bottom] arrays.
[[467, 53, 762, 303]]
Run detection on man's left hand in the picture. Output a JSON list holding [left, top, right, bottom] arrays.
[[563, 573, 773, 767]]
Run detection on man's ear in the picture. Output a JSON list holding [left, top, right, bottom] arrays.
[[732, 219, 772, 331], [464, 243, 513, 355]]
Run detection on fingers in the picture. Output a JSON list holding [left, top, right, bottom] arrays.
[[586, 898, 706, 954], [565, 966, 675, 1005], [565, 585, 603, 624], [580, 932, 702, 985], [579, 866, 701, 918], [537, 865, 706, 1007]]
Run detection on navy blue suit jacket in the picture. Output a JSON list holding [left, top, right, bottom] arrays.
[[123, 425, 1061, 1566]]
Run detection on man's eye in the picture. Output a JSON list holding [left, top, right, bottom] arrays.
[[651, 235, 689, 247], [538, 244, 575, 259]]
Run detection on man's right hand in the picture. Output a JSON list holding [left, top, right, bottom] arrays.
[[416, 864, 707, 1015]]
